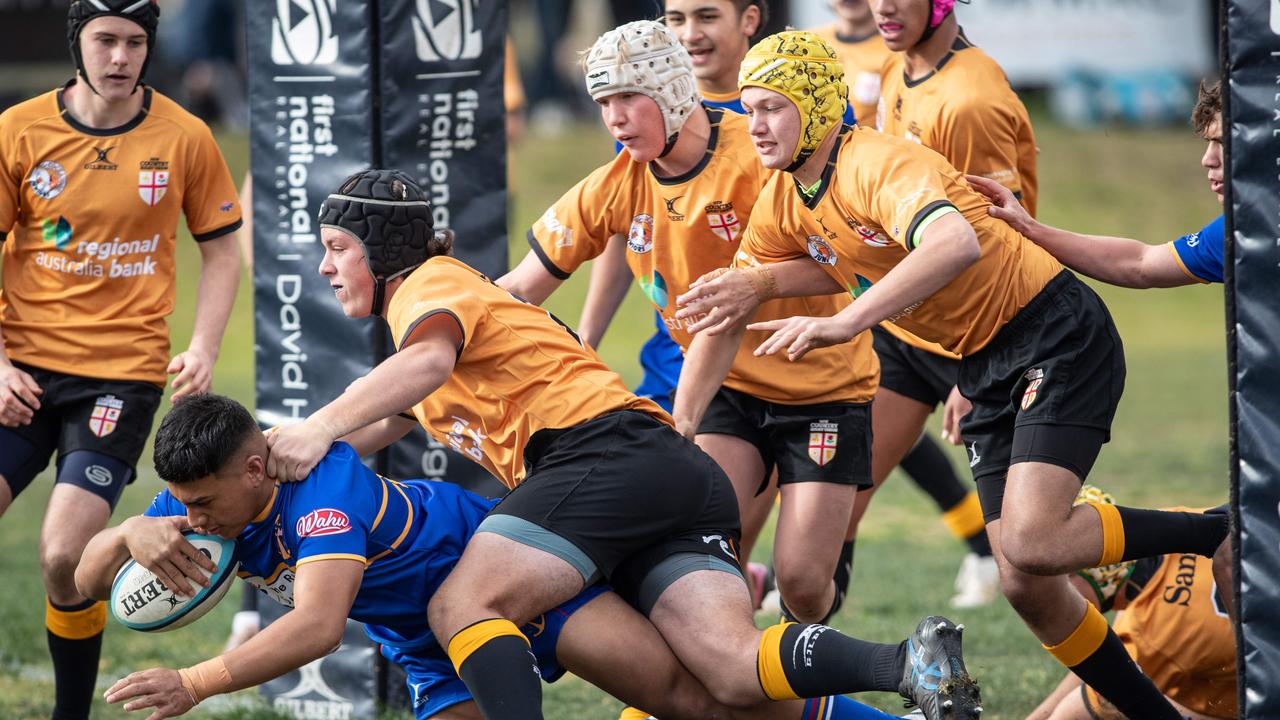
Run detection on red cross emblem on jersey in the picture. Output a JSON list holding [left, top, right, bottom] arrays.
[[807, 420, 839, 467], [88, 394, 124, 438], [138, 170, 169, 206], [706, 207, 740, 242]]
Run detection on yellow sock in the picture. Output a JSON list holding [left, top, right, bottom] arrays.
[[45, 598, 106, 640], [1089, 501, 1126, 566], [1043, 603, 1109, 667], [941, 491, 986, 540], [756, 622, 801, 701], [446, 618, 528, 674], [618, 708, 655, 720]]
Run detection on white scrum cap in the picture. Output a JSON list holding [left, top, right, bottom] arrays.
[[583, 20, 700, 140]]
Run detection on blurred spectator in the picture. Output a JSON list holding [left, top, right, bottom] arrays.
[[157, 0, 247, 130]]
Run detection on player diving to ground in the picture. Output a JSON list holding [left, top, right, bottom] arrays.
[[260, 169, 980, 720], [675, 30, 1229, 720]]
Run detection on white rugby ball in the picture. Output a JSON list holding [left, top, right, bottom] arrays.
[[110, 531, 239, 632]]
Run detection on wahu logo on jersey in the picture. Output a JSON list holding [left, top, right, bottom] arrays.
[[664, 195, 685, 222], [808, 420, 839, 467], [138, 158, 170, 207], [627, 214, 654, 254], [28, 160, 67, 200], [88, 395, 124, 438], [1020, 368, 1044, 411], [296, 508, 352, 538], [704, 201, 739, 242], [85, 146, 117, 171], [806, 236, 837, 266]]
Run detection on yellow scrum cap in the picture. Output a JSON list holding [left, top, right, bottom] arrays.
[[738, 30, 848, 169]]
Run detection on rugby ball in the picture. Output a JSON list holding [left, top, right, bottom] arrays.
[[110, 531, 239, 632]]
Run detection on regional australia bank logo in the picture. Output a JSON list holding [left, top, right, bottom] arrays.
[[271, 0, 338, 65], [414, 0, 483, 62]]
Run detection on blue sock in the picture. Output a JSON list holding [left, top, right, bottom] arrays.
[[801, 695, 897, 719]]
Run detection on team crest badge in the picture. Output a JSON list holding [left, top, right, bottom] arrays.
[[627, 214, 654, 254], [853, 222, 893, 247], [29, 161, 68, 200], [704, 201, 740, 242], [138, 170, 169, 206], [806, 236, 837, 266], [808, 420, 839, 467], [1021, 368, 1045, 411], [88, 395, 124, 438]]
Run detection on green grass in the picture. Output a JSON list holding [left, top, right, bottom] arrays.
[[0, 115, 1228, 719]]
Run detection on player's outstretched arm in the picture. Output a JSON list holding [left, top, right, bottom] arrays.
[[496, 248, 566, 306], [577, 234, 631, 348], [965, 174, 1194, 289], [672, 323, 745, 439], [266, 316, 461, 481], [169, 234, 241, 401], [340, 414, 419, 458], [75, 515, 216, 602], [750, 213, 979, 361], [675, 260, 841, 335], [104, 558, 363, 719]]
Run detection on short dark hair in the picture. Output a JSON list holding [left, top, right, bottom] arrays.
[[1192, 80, 1221, 136], [733, 0, 769, 37], [153, 394, 259, 484]]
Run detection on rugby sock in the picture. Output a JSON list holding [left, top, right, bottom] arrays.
[[618, 708, 655, 720], [802, 695, 898, 719], [757, 622, 905, 699], [900, 436, 993, 556], [448, 618, 544, 720], [1090, 503, 1230, 565], [943, 492, 992, 556], [780, 541, 855, 625], [46, 597, 106, 720], [1043, 603, 1182, 720]]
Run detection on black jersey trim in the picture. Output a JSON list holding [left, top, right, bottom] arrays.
[[902, 30, 973, 89], [399, 308, 465, 359], [798, 124, 853, 210], [57, 80, 153, 137], [650, 105, 722, 187], [835, 29, 880, 44], [526, 228, 572, 280], [193, 218, 242, 243], [397, 412, 416, 421], [905, 200, 958, 251]]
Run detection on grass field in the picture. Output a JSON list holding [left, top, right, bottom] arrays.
[[0, 113, 1228, 719]]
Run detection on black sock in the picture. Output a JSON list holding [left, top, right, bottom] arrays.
[[1068, 629, 1182, 720], [830, 540, 854, 618], [47, 598, 104, 720], [965, 528, 993, 556], [1115, 506, 1229, 560], [900, 433, 968, 509], [758, 622, 905, 698], [450, 619, 544, 720]]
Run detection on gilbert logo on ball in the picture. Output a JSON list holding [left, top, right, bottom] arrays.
[[110, 531, 239, 632]]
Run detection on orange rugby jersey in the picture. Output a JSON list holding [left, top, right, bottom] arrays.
[[809, 24, 892, 128], [0, 84, 242, 384], [1112, 541, 1236, 717], [528, 107, 877, 405], [387, 256, 669, 489], [739, 126, 1061, 357], [877, 31, 1038, 216]]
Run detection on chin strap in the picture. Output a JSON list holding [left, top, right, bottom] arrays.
[[657, 132, 680, 159], [371, 277, 387, 317]]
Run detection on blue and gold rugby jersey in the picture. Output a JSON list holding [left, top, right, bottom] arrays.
[[1169, 214, 1224, 284], [144, 442, 495, 651]]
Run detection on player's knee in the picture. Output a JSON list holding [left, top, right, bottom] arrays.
[[773, 565, 831, 620], [999, 518, 1065, 575], [996, 564, 1041, 612], [39, 542, 85, 598]]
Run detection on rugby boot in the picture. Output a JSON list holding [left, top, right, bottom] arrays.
[[899, 616, 983, 720]]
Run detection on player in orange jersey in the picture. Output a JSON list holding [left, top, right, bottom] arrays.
[[265, 168, 978, 720], [676, 30, 1227, 720], [0, 2, 242, 718], [810, 0, 892, 127]]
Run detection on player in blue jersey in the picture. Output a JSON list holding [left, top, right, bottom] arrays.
[[74, 394, 903, 720], [965, 81, 1224, 288]]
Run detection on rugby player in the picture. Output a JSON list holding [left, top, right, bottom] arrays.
[[0, 2, 241, 717], [810, 0, 891, 127], [1028, 488, 1236, 720], [265, 169, 980, 719], [503, 20, 874, 627], [675, 30, 1228, 720], [77, 394, 901, 720]]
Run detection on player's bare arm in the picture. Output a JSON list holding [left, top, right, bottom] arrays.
[[76, 515, 215, 601], [266, 317, 460, 481], [576, 234, 632, 348], [169, 234, 241, 400], [0, 331, 42, 426], [671, 323, 745, 439], [675, 259, 841, 334], [339, 413, 419, 458], [496, 248, 565, 306], [104, 557, 363, 719], [751, 213, 979, 360], [965, 174, 1191, 289]]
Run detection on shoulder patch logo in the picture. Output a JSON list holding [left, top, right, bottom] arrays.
[[806, 236, 837, 266], [29, 161, 67, 200], [296, 508, 352, 538]]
